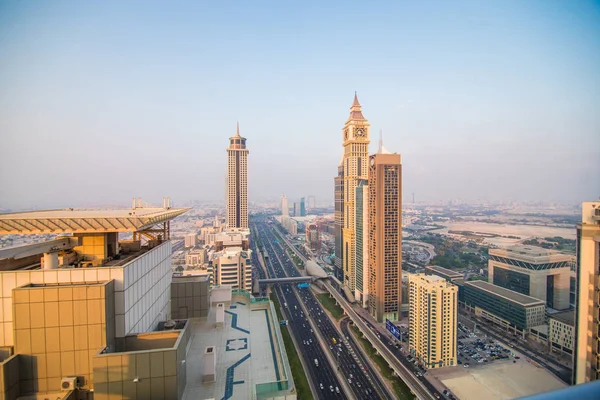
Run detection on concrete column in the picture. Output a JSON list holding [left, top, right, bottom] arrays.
[[43, 252, 58, 269]]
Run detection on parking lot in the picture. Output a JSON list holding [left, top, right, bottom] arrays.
[[457, 321, 514, 369]]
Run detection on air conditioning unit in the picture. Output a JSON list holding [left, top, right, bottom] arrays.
[[61, 377, 77, 391]]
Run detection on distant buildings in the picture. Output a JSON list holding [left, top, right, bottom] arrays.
[[340, 93, 370, 293], [306, 223, 320, 251], [226, 122, 249, 229], [293, 202, 301, 217], [408, 274, 458, 369], [281, 194, 289, 216], [488, 245, 572, 310], [184, 232, 197, 247], [300, 197, 306, 216], [186, 247, 207, 266], [574, 201, 600, 384], [281, 216, 298, 235], [367, 149, 402, 322], [307, 195, 316, 210]]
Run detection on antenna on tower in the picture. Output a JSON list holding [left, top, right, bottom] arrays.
[[413, 192, 415, 204]]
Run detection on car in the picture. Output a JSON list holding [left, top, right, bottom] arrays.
[[335, 387, 340, 393], [348, 379, 352, 384], [319, 383, 324, 390], [329, 385, 334, 392]]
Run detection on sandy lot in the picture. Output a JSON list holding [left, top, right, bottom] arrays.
[[432, 221, 576, 246], [434, 361, 566, 400]]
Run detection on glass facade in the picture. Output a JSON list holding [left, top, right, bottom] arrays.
[[547, 274, 555, 308], [463, 284, 543, 330], [489, 254, 571, 270], [493, 267, 530, 295]]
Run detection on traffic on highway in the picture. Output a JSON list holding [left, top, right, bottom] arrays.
[[251, 218, 391, 400]]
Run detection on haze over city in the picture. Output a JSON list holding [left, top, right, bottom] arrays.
[[1, 0, 599, 209]]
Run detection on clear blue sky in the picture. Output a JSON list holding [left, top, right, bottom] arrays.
[[1, 0, 599, 209]]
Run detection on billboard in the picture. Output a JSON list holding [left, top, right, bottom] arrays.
[[385, 319, 401, 340]]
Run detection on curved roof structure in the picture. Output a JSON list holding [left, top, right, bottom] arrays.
[[305, 260, 328, 279], [0, 207, 190, 234]]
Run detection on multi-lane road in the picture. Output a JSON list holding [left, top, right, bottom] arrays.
[[271, 221, 438, 400], [252, 219, 392, 400]]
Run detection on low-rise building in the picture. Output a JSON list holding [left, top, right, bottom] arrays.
[[184, 233, 198, 248], [186, 247, 207, 266], [462, 280, 546, 334], [549, 310, 575, 356], [211, 246, 253, 291]]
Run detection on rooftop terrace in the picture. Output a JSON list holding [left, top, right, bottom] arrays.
[[183, 294, 292, 400]]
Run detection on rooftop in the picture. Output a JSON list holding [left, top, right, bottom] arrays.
[[0, 207, 190, 234], [425, 265, 463, 279], [465, 280, 546, 307], [549, 310, 575, 326], [183, 294, 292, 399], [489, 245, 573, 263]]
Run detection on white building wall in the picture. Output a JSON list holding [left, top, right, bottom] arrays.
[[0, 240, 172, 346]]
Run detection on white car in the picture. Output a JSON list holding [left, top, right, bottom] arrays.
[[319, 383, 324, 390]]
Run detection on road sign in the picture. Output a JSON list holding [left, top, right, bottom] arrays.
[[386, 319, 401, 340]]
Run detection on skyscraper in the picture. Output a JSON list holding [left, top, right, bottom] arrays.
[[300, 197, 306, 216], [367, 144, 402, 322], [293, 202, 301, 217], [409, 274, 458, 369], [281, 194, 289, 216], [341, 93, 370, 291], [308, 195, 316, 210], [573, 201, 600, 384], [355, 179, 369, 307], [226, 122, 249, 229], [334, 161, 345, 280]]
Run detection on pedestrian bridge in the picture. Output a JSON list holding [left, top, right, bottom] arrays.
[[258, 276, 312, 284]]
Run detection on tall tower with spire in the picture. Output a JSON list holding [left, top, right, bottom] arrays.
[[340, 93, 371, 292], [226, 122, 249, 229]]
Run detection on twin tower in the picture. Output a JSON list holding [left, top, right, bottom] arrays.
[[335, 93, 403, 322]]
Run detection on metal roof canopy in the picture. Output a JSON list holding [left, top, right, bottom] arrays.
[[0, 207, 190, 234]]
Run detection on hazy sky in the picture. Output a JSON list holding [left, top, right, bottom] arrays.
[[1, 0, 599, 209]]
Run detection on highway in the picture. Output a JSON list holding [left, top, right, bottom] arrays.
[[254, 219, 391, 399], [254, 221, 345, 399], [271, 222, 437, 400]]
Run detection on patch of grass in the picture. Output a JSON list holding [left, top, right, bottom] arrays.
[[270, 294, 312, 400], [350, 325, 415, 400], [287, 248, 304, 269], [316, 293, 344, 320]]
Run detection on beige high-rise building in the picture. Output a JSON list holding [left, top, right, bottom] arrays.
[[341, 93, 370, 291], [281, 194, 289, 216], [367, 147, 402, 322], [573, 201, 600, 384], [226, 122, 249, 229], [409, 274, 458, 369]]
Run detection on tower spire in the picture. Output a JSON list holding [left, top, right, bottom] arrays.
[[235, 121, 240, 137], [378, 129, 383, 154], [352, 91, 360, 107]]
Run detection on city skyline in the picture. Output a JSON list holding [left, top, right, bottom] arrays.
[[1, 1, 599, 209]]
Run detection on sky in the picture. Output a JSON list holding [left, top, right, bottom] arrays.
[[0, 0, 599, 209]]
